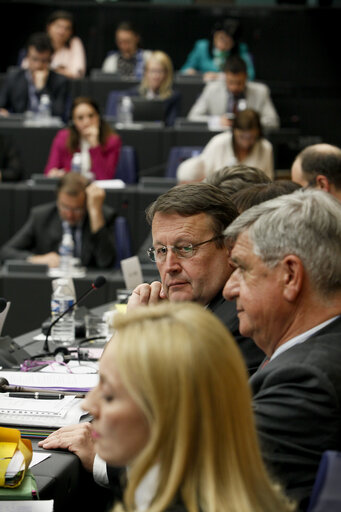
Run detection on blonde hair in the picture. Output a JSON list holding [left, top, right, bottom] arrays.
[[139, 51, 173, 99], [110, 302, 295, 512]]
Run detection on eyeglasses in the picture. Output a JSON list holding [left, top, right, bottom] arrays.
[[58, 202, 85, 214], [147, 236, 224, 263]]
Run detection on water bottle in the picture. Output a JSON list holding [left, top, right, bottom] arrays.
[[59, 232, 74, 273], [37, 94, 51, 122], [51, 278, 75, 345], [71, 152, 82, 173], [117, 96, 133, 125]]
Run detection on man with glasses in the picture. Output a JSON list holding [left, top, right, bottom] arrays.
[[0, 32, 70, 121], [0, 172, 117, 269], [129, 182, 264, 374]]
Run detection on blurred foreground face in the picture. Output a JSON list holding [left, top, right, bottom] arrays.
[[83, 340, 149, 466], [152, 212, 231, 305], [115, 29, 139, 59], [47, 18, 73, 48]]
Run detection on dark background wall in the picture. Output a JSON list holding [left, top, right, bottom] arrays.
[[0, 1, 340, 144]]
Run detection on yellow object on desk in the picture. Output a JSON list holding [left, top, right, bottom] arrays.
[[0, 426, 32, 488]]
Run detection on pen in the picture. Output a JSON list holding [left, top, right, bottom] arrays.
[[8, 392, 64, 400]]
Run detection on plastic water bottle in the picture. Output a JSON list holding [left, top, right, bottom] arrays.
[[51, 278, 75, 345], [37, 94, 51, 122], [117, 96, 133, 125], [71, 152, 82, 173], [59, 232, 74, 273]]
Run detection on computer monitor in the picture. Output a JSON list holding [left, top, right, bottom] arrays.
[[131, 98, 167, 123]]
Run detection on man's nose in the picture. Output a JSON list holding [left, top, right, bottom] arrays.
[[163, 249, 182, 272], [223, 270, 239, 301]]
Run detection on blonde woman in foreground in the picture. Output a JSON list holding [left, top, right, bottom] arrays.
[[83, 302, 295, 512]]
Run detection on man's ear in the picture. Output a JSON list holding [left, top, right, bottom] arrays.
[[282, 254, 304, 302], [315, 174, 330, 192]]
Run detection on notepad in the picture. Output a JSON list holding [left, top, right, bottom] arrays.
[[0, 395, 90, 429]]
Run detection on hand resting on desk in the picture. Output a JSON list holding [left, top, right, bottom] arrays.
[[38, 422, 95, 472]]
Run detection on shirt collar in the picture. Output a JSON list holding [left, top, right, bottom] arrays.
[[271, 315, 340, 361]]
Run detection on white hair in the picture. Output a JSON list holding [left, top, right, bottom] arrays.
[[224, 189, 341, 296]]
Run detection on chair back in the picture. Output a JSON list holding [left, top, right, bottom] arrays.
[[105, 90, 126, 118], [115, 146, 138, 184], [165, 146, 203, 178], [114, 216, 132, 268], [307, 451, 341, 512]]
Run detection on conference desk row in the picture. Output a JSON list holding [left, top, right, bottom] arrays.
[[0, 118, 303, 179]]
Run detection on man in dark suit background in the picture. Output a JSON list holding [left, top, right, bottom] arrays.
[[0, 172, 117, 269], [223, 188, 341, 510], [0, 32, 70, 121]]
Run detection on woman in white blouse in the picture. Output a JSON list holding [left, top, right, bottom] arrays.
[[201, 108, 274, 179]]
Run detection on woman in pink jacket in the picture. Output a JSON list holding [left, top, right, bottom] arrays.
[[44, 97, 122, 180]]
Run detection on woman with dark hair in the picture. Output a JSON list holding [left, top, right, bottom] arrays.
[[102, 21, 151, 79], [199, 109, 274, 178], [21, 10, 86, 78], [44, 97, 121, 179], [180, 18, 254, 81]]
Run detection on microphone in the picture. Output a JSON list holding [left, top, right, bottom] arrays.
[[0, 298, 7, 313], [43, 276, 107, 353], [0, 377, 85, 398]]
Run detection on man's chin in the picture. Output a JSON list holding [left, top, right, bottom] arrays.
[[168, 289, 194, 303]]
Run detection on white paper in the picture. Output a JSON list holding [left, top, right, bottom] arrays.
[[0, 501, 53, 511], [29, 451, 51, 469], [120, 256, 143, 291], [94, 179, 125, 189], [0, 371, 98, 391]]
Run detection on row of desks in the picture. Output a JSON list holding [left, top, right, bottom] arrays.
[[0, 119, 302, 179]]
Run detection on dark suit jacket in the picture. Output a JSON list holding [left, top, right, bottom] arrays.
[[208, 291, 265, 375], [0, 68, 70, 121], [250, 316, 341, 510], [0, 202, 117, 269], [0, 134, 23, 181]]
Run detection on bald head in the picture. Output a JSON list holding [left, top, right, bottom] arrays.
[[291, 144, 341, 200]]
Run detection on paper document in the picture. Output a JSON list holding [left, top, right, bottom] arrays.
[[0, 395, 90, 428], [0, 370, 99, 392], [29, 451, 51, 468], [0, 501, 53, 511]]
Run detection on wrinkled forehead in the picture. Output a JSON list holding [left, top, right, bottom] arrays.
[[151, 212, 215, 243]]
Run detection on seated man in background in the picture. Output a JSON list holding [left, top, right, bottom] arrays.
[[0, 32, 70, 121], [223, 189, 341, 509], [291, 143, 341, 201], [0, 133, 23, 181], [0, 172, 116, 269], [101, 21, 151, 79], [188, 55, 279, 130]]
